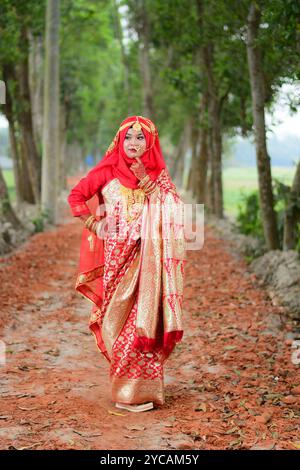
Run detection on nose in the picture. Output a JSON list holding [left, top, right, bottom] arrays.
[[130, 137, 139, 148]]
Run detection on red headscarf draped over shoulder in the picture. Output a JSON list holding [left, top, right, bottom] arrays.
[[74, 115, 167, 307], [95, 115, 166, 189]]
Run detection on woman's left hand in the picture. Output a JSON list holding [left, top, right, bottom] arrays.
[[130, 157, 147, 180]]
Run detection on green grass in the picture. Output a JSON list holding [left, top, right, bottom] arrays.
[[3, 169, 16, 202], [223, 166, 295, 218]]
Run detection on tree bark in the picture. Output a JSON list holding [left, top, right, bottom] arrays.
[[171, 120, 191, 185], [28, 30, 44, 152], [59, 102, 67, 191], [189, 121, 200, 198], [3, 67, 22, 207], [15, 28, 41, 204], [2, 65, 35, 205], [196, 0, 223, 217], [136, 0, 154, 119], [246, 2, 279, 249], [0, 167, 22, 229], [206, 126, 215, 213], [201, 43, 224, 218], [283, 160, 300, 250], [41, 0, 60, 224], [113, 0, 132, 114], [194, 91, 209, 204]]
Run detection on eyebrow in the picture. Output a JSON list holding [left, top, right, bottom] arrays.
[[126, 131, 144, 136]]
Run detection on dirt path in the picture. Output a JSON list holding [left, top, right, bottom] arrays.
[[0, 182, 299, 450]]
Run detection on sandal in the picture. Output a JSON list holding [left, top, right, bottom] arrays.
[[115, 401, 154, 412]]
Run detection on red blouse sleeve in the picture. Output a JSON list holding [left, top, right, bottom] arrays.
[[67, 165, 109, 217]]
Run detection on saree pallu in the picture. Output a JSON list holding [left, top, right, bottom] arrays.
[[77, 169, 186, 405]]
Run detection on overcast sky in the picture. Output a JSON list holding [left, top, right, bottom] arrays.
[[265, 83, 300, 141]]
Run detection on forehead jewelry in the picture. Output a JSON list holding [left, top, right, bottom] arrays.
[[132, 120, 142, 132]]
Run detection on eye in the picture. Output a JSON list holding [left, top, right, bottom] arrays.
[[138, 136, 145, 140]]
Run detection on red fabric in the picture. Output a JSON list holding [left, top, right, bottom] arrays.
[[68, 115, 185, 363], [107, 115, 166, 188], [67, 115, 167, 218], [132, 331, 183, 361], [67, 115, 168, 312], [67, 166, 113, 217]]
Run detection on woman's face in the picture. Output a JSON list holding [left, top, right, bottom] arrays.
[[123, 127, 146, 158]]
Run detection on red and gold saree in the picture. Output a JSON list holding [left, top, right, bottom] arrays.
[[68, 116, 186, 406]]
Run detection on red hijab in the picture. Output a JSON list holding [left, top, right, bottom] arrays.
[[75, 115, 167, 307], [93, 115, 166, 189]]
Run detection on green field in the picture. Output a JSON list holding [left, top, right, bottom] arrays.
[[3, 169, 16, 201], [223, 166, 295, 217], [3, 166, 295, 219]]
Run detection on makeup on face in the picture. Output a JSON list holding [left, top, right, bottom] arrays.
[[123, 128, 147, 158]]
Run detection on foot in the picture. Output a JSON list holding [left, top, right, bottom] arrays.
[[115, 402, 154, 412]]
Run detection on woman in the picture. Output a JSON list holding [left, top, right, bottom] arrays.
[[67, 115, 186, 412]]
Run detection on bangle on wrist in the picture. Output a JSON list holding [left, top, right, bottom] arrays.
[[138, 174, 151, 187], [87, 219, 96, 231], [143, 179, 154, 189], [84, 219, 93, 230], [144, 180, 156, 192], [137, 173, 158, 196], [85, 215, 96, 230], [84, 214, 94, 227], [144, 183, 158, 196], [146, 182, 156, 192], [90, 220, 98, 234], [141, 180, 155, 193]]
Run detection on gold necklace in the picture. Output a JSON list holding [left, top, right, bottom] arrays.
[[120, 185, 145, 223]]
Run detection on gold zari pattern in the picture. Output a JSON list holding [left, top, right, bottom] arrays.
[[120, 185, 146, 223], [78, 168, 185, 406]]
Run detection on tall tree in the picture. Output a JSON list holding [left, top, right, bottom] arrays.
[[41, 0, 60, 223], [246, 1, 279, 249], [113, 0, 132, 114], [127, 0, 155, 119], [16, 25, 42, 203], [0, 1, 45, 205]]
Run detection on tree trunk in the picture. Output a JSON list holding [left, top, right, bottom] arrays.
[[3, 65, 35, 205], [137, 1, 154, 119], [19, 134, 36, 203], [246, 2, 279, 249], [194, 91, 209, 204], [66, 141, 82, 175], [0, 167, 22, 228], [7, 121, 22, 207], [28, 30, 44, 152], [171, 120, 191, 185], [41, 0, 60, 224], [16, 27, 41, 204], [196, 0, 223, 216], [206, 126, 215, 213], [202, 44, 223, 218], [189, 121, 200, 198], [283, 160, 300, 250], [113, 0, 132, 114], [59, 102, 67, 191], [3, 67, 22, 207]]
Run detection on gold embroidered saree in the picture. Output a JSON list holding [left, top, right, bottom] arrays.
[[75, 168, 186, 405]]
